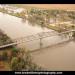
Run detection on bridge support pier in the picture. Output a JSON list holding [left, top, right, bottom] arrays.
[[39, 38, 43, 49]]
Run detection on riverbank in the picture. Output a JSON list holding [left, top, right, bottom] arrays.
[[0, 5, 72, 33], [0, 30, 15, 71], [0, 29, 13, 46], [0, 47, 13, 71]]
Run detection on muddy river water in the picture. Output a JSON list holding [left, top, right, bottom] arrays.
[[0, 12, 75, 70]]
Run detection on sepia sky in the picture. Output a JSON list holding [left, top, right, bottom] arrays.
[[24, 4, 75, 10]]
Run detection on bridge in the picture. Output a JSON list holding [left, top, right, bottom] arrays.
[[0, 30, 75, 51]]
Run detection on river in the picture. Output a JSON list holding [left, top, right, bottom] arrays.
[[0, 12, 75, 71], [0, 12, 52, 39], [0, 12, 57, 50]]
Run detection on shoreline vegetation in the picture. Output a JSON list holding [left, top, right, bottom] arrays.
[[0, 29, 43, 71], [0, 4, 75, 32], [0, 29, 13, 46], [0, 47, 43, 71], [0, 31, 43, 71]]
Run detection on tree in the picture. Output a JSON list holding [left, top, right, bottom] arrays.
[[2, 51, 8, 60], [20, 11, 26, 19], [11, 48, 42, 71], [68, 11, 75, 24], [51, 10, 59, 23], [12, 47, 18, 57], [11, 57, 20, 71], [72, 31, 75, 39]]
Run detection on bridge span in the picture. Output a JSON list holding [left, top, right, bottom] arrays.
[[0, 30, 75, 51]]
